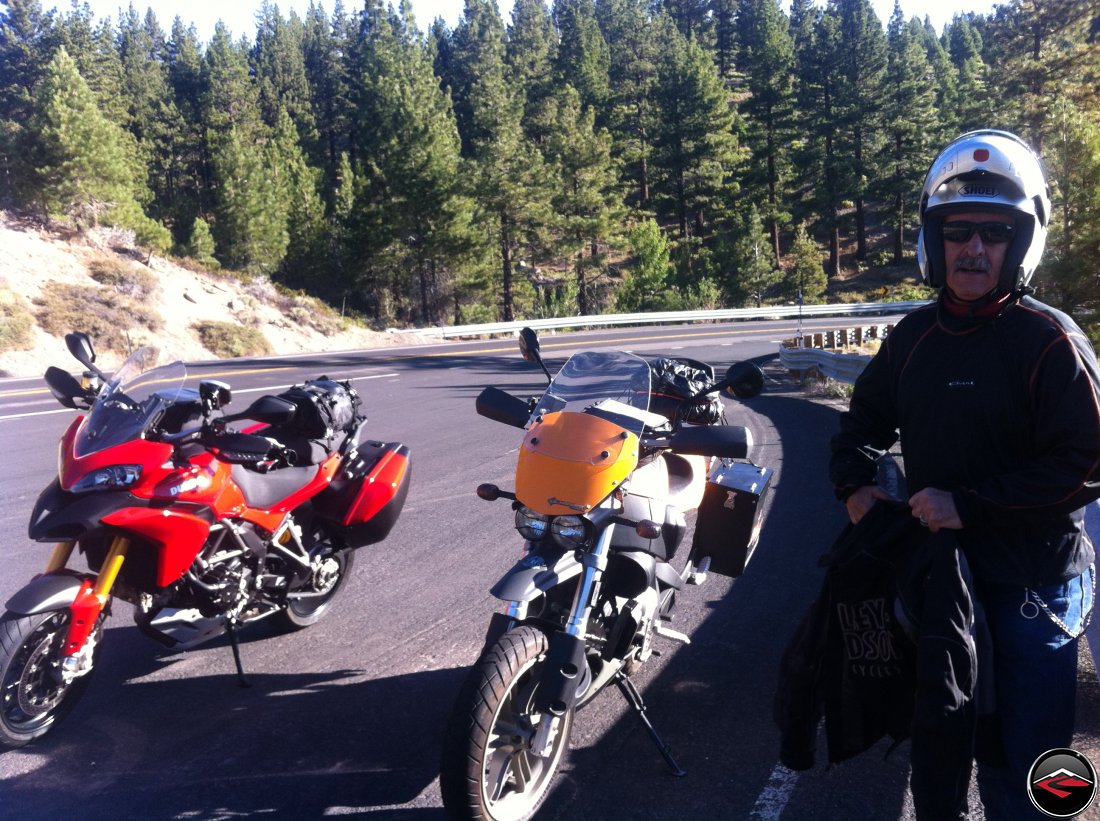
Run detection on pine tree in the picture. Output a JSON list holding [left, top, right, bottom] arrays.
[[0, 0, 59, 203], [545, 85, 623, 315], [730, 203, 779, 306], [253, 1, 318, 149], [211, 122, 287, 272], [506, 0, 557, 144], [595, 0, 657, 208], [830, 0, 887, 263], [737, 0, 794, 263], [271, 106, 326, 289], [650, 15, 740, 279], [450, 0, 552, 321], [942, 16, 987, 132], [28, 46, 141, 226], [553, 0, 610, 116], [879, 2, 937, 263], [782, 220, 827, 303], [793, 7, 844, 277], [302, 0, 352, 190], [615, 218, 675, 311], [1042, 97, 1100, 319]]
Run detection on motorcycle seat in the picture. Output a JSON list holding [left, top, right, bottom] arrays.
[[230, 463, 322, 509]]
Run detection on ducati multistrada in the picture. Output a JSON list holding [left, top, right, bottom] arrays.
[[0, 332, 410, 747], [440, 329, 772, 820]]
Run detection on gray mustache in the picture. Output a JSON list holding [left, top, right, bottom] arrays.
[[954, 255, 992, 272]]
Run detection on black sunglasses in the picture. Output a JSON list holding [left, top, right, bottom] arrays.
[[941, 220, 1015, 244]]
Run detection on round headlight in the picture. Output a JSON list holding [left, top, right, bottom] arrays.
[[515, 506, 550, 541], [551, 515, 588, 550]]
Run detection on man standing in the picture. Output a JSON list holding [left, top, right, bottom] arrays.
[[830, 130, 1100, 819]]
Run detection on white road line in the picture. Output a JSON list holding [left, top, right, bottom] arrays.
[[749, 762, 800, 820], [0, 407, 74, 422]]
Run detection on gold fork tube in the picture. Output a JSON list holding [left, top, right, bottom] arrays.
[[92, 536, 130, 602], [44, 541, 76, 573]]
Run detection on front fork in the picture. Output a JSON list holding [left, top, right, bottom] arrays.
[[527, 523, 615, 756], [46, 536, 129, 658]]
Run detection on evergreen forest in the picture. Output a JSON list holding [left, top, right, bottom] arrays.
[[1, 0, 1098, 332]]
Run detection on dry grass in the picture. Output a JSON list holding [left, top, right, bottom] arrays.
[[0, 283, 35, 353], [34, 281, 163, 353], [192, 320, 272, 358], [86, 255, 159, 300]]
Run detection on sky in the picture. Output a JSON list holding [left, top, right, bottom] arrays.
[[50, 0, 1001, 43]]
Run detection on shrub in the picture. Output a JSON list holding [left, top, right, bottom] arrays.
[[192, 320, 272, 358], [87, 256, 159, 300], [0, 286, 35, 352], [35, 281, 162, 352]]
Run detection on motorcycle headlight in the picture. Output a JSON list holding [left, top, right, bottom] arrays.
[[551, 515, 589, 550], [515, 506, 550, 541], [71, 464, 142, 493]]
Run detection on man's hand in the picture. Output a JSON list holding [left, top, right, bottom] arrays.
[[908, 487, 963, 532], [844, 485, 895, 524]]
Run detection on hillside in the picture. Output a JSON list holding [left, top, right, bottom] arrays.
[[0, 213, 425, 379]]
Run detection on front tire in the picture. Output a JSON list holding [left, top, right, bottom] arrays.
[[0, 610, 98, 748], [440, 626, 575, 821]]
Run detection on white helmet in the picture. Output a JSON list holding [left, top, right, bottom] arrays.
[[917, 130, 1051, 291]]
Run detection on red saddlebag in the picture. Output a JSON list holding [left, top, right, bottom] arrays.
[[314, 440, 411, 548]]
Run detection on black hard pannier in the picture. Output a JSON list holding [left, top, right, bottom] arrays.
[[648, 357, 723, 425], [279, 377, 361, 441]]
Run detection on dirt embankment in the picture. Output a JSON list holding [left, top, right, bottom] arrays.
[[0, 214, 424, 379]]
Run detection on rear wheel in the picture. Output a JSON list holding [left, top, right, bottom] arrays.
[[0, 610, 99, 748], [275, 546, 355, 631], [440, 626, 574, 821]]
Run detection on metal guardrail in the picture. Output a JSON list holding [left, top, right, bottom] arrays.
[[393, 300, 932, 339], [777, 345, 872, 383]]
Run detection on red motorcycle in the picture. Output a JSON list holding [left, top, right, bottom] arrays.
[[0, 332, 411, 747]]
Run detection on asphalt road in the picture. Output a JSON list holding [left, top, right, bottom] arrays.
[[0, 319, 1096, 821]]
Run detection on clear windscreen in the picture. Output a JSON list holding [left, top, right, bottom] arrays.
[[74, 347, 188, 457], [531, 351, 652, 434]]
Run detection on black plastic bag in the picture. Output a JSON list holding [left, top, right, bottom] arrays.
[[648, 357, 722, 424]]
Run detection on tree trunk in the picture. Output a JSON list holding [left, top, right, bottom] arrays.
[[828, 222, 840, 279], [894, 192, 904, 264], [576, 252, 588, 315], [500, 213, 514, 322]]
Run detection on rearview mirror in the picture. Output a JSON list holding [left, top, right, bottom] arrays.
[[723, 362, 765, 400], [65, 332, 96, 369], [518, 327, 541, 363]]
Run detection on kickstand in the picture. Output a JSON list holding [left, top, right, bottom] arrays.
[[226, 620, 251, 688], [614, 671, 686, 777]]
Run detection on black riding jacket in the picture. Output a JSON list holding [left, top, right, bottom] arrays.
[[830, 292, 1100, 587]]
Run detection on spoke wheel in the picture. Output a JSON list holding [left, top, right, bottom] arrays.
[[441, 626, 574, 821], [0, 610, 98, 748]]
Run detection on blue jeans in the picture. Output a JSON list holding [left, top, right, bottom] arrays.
[[975, 564, 1094, 820]]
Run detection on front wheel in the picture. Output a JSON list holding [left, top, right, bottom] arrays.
[[440, 626, 575, 821], [0, 610, 98, 748]]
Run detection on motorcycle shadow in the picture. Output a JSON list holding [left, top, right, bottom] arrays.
[[0, 627, 463, 820]]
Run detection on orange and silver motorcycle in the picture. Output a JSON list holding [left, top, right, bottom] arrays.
[[440, 329, 772, 820]]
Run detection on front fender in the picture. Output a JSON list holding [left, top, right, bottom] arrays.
[[489, 546, 583, 602], [5, 572, 89, 615]]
